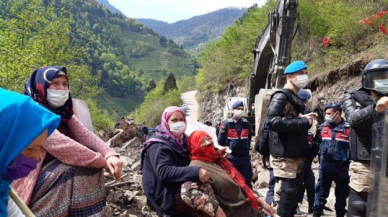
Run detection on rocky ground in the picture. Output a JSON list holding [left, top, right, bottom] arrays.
[[251, 153, 337, 217], [100, 124, 338, 217], [100, 125, 157, 217]]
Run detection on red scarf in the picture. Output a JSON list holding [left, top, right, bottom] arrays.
[[187, 130, 260, 210]]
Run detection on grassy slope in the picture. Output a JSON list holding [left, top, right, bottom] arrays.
[[95, 92, 144, 121], [126, 32, 195, 81]]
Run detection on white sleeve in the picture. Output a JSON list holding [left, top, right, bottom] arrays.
[[7, 196, 26, 217]]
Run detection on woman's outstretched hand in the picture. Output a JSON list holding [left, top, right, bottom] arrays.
[[262, 202, 277, 216], [105, 156, 123, 179], [199, 168, 211, 183], [215, 206, 226, 217], [216, 147, 229, 158]]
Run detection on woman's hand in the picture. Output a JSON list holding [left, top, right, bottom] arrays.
[[216, 147, 229, 158], [215, 206, 226, 217], [261, 202, 277, 216], [199, 168, 211, 183], [105, 156, 123, 179]]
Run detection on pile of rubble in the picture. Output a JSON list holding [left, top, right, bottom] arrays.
[[101, 128, 337, 217], [100, 126, 157, 217]]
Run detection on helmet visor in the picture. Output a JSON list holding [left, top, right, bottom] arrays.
[[362, 71, 388, 89]]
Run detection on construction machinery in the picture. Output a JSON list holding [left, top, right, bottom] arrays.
[[224, 0, 300, 134]]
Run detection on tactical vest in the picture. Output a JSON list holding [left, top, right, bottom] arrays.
[[346, 90, 375, 161], [320, 122, 351, 162], [268, 89, 309, 158], [226, 118, 251, 157]]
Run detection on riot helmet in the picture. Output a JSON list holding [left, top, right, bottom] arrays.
[[362, 59, 388, 95]]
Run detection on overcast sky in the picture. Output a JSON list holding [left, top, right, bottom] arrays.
[[109, 0, 267, 23]]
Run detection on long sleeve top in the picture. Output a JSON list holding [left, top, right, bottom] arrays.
[[11, 115, 118, 204]]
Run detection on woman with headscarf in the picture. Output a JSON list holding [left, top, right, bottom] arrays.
[[184, 130, 277, 217], [0, 88, 60, 216], [12, 66, 123, 216], [141, 106, 227, 217]]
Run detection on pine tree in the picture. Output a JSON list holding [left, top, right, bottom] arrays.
[[163, 72, 177, 94], [147, 79, 157, 91]]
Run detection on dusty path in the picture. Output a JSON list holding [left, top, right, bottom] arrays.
[[181, 90, 199, 120]]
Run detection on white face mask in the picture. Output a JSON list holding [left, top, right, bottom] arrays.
[[325, 113, 338, 124], [234, 110, 244, 119], [374, 79, 388, 94], [47, 89, 70, 108], [169, 122, 186, 136], [293, 75, 309, 89]]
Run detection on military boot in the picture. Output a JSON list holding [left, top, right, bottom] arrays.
[[313, 210, 323, 217], [336, 213, 345, 217]]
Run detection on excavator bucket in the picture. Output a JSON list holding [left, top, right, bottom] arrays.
[[254, 89, 278, 135]]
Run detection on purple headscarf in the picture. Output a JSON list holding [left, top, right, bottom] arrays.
[[143, 106, 187, 150]]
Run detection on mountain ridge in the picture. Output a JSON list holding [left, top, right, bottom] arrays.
[[136, 7, 248, 52], [97, 0, 124, 15]]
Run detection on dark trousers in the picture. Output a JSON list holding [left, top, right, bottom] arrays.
[[348, 188, 368, 217], [276, 177, 299, 217], [296, 161, 315, 208], [314, 172, 350, 215], [265, 168, 276, 205], [229, 157, 253, 188]]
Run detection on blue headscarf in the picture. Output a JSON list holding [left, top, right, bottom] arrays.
[[24, 66, 74, 136], [0, 88, 60, 216]]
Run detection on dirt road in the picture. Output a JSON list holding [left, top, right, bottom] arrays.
[[181, 90, 199, 120]]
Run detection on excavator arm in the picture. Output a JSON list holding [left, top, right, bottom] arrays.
[[247, 0, 299, 115]]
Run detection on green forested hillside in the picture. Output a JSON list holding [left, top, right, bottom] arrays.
[[0, 0, 197, 123], [136, 8, 247, 53], [197, 0, 388, 94]]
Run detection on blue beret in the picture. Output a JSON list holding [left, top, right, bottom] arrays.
[[232, 101, 244, 109], [324, 102, 342, 111], [284, 60, 307, 75], [298, 89, 311, 101]]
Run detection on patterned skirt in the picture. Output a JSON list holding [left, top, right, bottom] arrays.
[[29, 159, 106, 217]]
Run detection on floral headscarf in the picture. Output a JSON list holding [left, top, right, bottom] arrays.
[[143, 106, 187, 150]]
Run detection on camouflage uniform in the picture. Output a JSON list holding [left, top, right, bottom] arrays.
[[349, 161, 371, 193]]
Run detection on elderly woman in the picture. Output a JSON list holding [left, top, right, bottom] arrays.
[[141, 106, 226, 217], [184, 130, 277, 217], [0, 88, 60, 216], [12, 66, 123, 216]]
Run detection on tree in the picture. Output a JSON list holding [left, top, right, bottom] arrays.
[[159, 36, 167, 47], [163, 72, 178, 93], [147, 79, 157, 91]]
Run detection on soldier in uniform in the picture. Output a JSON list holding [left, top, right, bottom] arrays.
[[293, 89, 317, 215], [266, 60, 315, 217], [313, 102, 351, 217], [342, 59, 388, 217], [218, 101, 254, 188]]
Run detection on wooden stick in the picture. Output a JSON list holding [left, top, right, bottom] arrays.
[[105, 173, 129, 187], [105, 180, 133, 189], [9, 188, 35, 217], [107, 129, 124, 147]]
